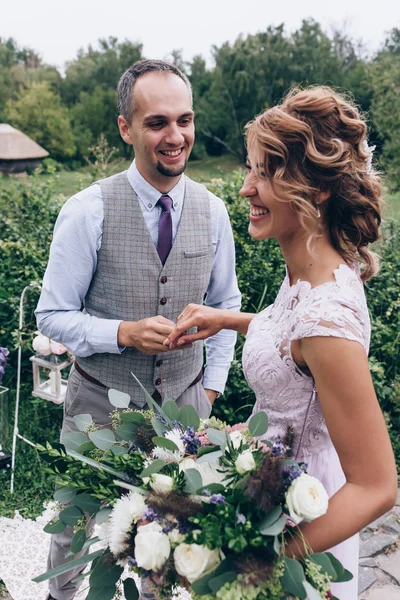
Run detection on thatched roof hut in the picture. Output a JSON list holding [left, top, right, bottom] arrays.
[[0, 124, 49, 174]]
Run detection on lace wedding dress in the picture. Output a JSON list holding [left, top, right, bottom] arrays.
[[243, 264, 370, 600]]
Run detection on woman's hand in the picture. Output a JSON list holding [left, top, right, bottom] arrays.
[[164, 304, 227, 349]]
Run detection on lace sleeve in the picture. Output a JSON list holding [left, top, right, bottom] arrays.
[[289, 290, 370, 351]]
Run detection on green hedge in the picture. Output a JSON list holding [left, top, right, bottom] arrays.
[[0, 170, 399, 518]]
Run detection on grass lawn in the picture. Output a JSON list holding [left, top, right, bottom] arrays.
[[1, 154, 244, 198], [384, 189, 400, 221]]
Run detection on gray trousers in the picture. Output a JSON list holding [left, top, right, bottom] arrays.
[[48, 366, 212, 600]]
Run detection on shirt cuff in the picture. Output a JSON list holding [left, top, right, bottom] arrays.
[[202, 365, 230, 395], [89, 319, 124, 354]]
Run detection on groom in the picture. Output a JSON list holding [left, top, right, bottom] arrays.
[[35, 59, 241, 600]]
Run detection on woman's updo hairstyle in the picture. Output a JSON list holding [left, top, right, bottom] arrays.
[[245, 86, 383, 280]]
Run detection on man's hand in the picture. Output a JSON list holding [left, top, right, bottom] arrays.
[[204, 388, 218, 405], [118, 316, 192, 355]]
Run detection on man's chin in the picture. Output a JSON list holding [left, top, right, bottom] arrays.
[[156, 160, 188, 178]]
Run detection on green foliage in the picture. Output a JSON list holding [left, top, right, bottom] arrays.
[[6, 81, 76, 161], [370, 29, 400, 190]]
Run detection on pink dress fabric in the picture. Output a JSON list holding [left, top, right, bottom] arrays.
[[243, 264, 370, 600]]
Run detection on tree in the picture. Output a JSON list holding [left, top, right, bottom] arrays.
[[6, 81, 76, 161], [370, 29, 400, 189]]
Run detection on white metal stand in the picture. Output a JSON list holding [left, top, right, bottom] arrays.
[[10, 282, 42, 493]]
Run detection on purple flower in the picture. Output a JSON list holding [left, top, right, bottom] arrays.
[[143, 508, 159, 522], [127, 557, 138, 567], [271, 437, 289, 457], [236, 513, 246, 525], [181, 427, 201, 455], [209, 494, 228, 505], [282, 463, 308, 488]]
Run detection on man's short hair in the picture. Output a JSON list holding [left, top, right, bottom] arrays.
[[117, 59, 193, 123]]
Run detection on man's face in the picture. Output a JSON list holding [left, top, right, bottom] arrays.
[[118, 72, 194, 190]]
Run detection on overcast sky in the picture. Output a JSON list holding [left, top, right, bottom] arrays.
[[2, 0, 399, 72]]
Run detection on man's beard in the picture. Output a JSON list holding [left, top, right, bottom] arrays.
[[156, 158, 188, 178]]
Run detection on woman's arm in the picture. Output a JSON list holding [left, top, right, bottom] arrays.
[[164, 304, 256, 348], [287, 336, 398, 557]]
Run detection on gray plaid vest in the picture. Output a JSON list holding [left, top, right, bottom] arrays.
[[78, 171, 214, 407]]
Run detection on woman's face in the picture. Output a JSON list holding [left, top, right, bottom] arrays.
[[240, 159, 302, 243]]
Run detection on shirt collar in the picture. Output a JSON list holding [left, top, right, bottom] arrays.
[[127, 160, 185, 212]]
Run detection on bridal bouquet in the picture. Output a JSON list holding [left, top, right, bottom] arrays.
[[35, 376, 351, 600]]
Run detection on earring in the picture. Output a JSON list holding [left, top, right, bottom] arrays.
[[316, 203, 321, 218]]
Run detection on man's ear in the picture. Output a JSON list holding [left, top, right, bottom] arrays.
[[117, 115, 134, 145]]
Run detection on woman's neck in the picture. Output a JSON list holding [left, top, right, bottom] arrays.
[[280, 230, 345, 286]]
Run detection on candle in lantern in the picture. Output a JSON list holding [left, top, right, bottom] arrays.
[[49, 371, 57, 394]]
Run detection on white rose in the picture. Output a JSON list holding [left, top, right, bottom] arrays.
[[33, 334, 51, 356], [135, 522, 171, 571], [174, 543, 222, 582], [228, 430, 246, 450], [149, 473, 174, 494], [286, 473, 329, 524], [235, 450, 256, 474]]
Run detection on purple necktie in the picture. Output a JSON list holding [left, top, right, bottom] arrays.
[[157, 194, 173, 264]]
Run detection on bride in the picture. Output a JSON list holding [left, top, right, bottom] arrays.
[[165, 86, 398, 599]]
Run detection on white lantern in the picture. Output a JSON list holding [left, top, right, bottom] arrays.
[[30, 354, 73, 404]]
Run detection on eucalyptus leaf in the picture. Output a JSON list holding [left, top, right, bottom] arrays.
[[152, 436, 179, 451], [71, 570, 92, 583], [115, 422, 137, 441], [191, 572, 214, 595], [280, 556, 306, 600], [151, 416, 166, 437], [120, 411, 146, 424], [108, 388, 131, 409], [184, 468, 203, 493], [273, 535, 281, 555], [63, 432, 88, 451], [197, 483, 225, 495], [260, 515, 287, 536], [54, 486, 76, 504], [140, 459, 165, 478], [324, 552, 353, 582], [123, 577, 140, 600], [89, 555, 123, 588], [73, 413, 93, 431], [32, 549, 104, 583], [162, 400, 180, 421], [208, 571, 237, 593], [72, 493, 101, 514], [76, 441, 97, 455], [258, 505, 282, 530], [110, 444, 128, 456], [43, 519, 67, 534], [71, 529, 87, 554], [89, 429, 117, 451], [65, 536, 100, 558], [206, 428, 228, 447], [196, 449, 223, 464], [95, 508, 112, 525], [248, 411, 268, 437], [179, 404, 200, 430], [308, 553, 338, 580], [59, 505, 84, 526], [86, 585, 117, 600], [197, 445, 218, 457]]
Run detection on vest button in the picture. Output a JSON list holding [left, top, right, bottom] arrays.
[[156, 360, 163, 367], [160, 297, 167, 305], [155, 378, 162, 386], [160, 276, 167, 284]]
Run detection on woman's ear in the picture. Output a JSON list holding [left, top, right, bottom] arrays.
[[318, 190, 331, 204]]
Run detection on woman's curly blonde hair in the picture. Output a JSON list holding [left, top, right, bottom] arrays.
[[245, 85, 384, 280]]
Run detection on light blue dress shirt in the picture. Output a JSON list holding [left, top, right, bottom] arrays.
[[36, 161, 241, 393]]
